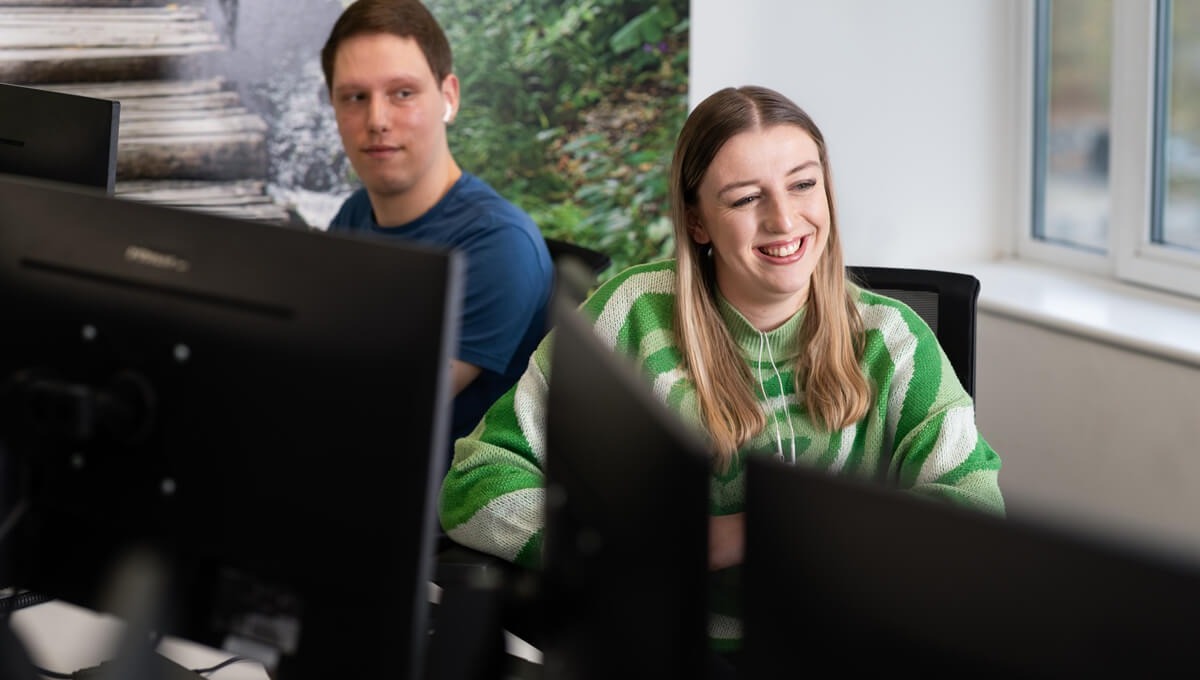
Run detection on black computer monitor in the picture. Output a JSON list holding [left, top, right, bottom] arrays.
[[0, 83, 119, 194], [743, 456, 1200, 677], [540, 260, 713, 679], [0, 174, 462, 679]]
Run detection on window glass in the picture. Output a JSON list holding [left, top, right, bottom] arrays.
[[1037, 0, 1112, 253], [1161, 0, 1200, 252]]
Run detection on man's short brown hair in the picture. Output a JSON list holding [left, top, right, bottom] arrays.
[[320, 0, 454, 90]]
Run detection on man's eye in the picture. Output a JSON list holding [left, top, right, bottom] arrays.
[[391, 90, 414, 100]]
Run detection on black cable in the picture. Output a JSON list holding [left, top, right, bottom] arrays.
[[189, 656, 251, 676], [0, 590, 53, 617], [33, 653, 251, 680]]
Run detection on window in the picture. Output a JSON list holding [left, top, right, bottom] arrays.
[[1159, 1, 1200, 253], [1034, 0, 1111, 254], [1025, 0, 1200, 298]]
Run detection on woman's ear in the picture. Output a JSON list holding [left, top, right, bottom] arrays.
[[687, 211, 711, 245]]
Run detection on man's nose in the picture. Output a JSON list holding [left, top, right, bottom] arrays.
[[367, 96, 389, 133]]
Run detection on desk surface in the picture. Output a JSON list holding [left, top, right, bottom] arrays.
[[10, 599, 270, 679], [10, 590, 542, 679]]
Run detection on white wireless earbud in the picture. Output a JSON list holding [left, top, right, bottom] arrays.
[[443, 103, 452, 123]]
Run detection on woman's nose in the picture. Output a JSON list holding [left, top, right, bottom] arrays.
[[762, 197, 794, 233]]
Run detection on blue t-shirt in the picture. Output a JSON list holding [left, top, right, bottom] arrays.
[[328, 173, 553, 461]]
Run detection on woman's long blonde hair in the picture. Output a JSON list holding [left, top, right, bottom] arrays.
[[670, 86, 871, 470]]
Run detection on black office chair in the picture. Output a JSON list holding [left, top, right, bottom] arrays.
[[544, 237, 611, 280], [847, 265, 980, 398]]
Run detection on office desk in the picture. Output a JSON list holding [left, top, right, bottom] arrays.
[[10, 599, 269, 679], [6, 539, 542, 680], [9, 587, 543, 680]]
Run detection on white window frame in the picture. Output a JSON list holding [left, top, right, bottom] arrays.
[[1017, 0, 1200, 300]]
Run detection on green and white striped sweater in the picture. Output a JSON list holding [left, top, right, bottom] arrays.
[[438, 258, 1004, 650]]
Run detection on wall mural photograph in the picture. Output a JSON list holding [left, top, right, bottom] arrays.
[[0, 0, 689, 280]]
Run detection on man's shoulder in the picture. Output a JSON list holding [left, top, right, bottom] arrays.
[[450, 173, 536, 227], [327, 188, 372, 230], [440, 174, 546, 257]]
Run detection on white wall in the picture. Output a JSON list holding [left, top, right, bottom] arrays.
[[691, 0, 1014, 269], [693, 0, 1200, 559], [977, 314, 1200, 560]]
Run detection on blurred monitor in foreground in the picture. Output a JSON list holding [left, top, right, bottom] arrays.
[[540, 259, 713, 680], [0, 83, 119, 193], [0, 174, 462, 679], [744, 455, 1200, 677]]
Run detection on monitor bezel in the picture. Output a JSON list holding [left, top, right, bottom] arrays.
[[0, 83, 119, 194], [540, 260, 713, 680], [0, 174, 462, 679]]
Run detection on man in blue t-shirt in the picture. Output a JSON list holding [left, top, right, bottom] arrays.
[[319, 0, 553, 463]]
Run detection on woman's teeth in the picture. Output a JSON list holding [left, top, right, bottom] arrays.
[[759, 239, 802, 257]]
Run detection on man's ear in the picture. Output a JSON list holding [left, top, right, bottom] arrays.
[[441, 73, 460, 124], [687, 211, 711, 245]]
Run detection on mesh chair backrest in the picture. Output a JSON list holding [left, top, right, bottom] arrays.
[[847, 266, 979, 399], [544, 238, 611, 277], [868, 288, 940, 335]]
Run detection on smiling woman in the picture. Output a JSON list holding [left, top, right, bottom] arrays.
[[686, 126, 830, 332], [438, 85, 1005, 670]]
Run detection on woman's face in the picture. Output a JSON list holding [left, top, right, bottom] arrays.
[[689, 124, 831, 331]]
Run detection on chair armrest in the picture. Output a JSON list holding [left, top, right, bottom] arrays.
[[434, 542, 513, 589]]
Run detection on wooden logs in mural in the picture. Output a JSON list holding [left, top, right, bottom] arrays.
[[46, 78, 268, 183], [0, 4, 225, 84], [0, 0, 176, 6], [117, 179, 296, 224], [0, 1, 296, 225]]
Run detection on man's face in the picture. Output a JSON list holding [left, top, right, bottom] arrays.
[[329, 33, 454, 202]]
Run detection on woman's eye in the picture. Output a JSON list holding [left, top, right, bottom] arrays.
[[732, 194, 758, 208], [792, 180, 817, 192]]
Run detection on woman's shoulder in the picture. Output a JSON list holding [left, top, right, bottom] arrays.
[[850, 283, 937, 341], [580, 258, 678, 324], [605, 257, 677, 280], [586, 258, 676, 303]]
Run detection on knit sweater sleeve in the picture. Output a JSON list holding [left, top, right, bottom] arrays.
[[437, 260, 678, 568], [437, 333, 553, 569], [858, 290, 1006, 516]]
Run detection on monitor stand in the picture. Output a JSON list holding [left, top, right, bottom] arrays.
[[427, 541, 543, 680], [69, 650, 205, 680], [69, 549, 206, 680]]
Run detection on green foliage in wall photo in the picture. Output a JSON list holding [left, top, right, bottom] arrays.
[[435, 0, 689, 281]]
